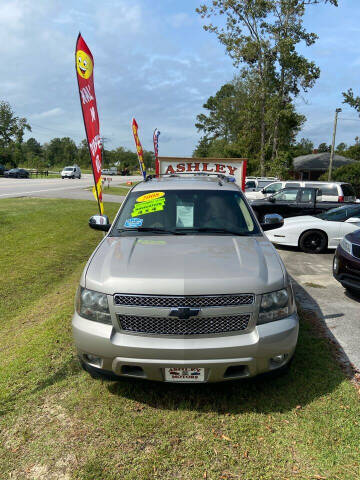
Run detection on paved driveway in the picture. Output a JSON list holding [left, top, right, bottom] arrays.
[[0, 174, 141, 202], [277, 246, 360, 372]]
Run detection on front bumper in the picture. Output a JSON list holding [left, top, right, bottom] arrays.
[[72, 312, 299, 382]]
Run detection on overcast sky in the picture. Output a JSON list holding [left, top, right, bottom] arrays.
[[2, 0, 360, 155]]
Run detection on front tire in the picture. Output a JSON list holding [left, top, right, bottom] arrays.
[[299, 229, 327, 254]]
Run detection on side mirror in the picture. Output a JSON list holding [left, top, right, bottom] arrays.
[[89, 214, 111, 231], [261, 213, 284, 231], [345, 217, 360, 224]]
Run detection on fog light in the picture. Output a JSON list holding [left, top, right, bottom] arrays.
[[271, 354, 287, 364], [84, 354, 102, 367]]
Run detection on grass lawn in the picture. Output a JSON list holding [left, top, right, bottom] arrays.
[[103, 185, 133, 196], [0, 197, 359, 479]]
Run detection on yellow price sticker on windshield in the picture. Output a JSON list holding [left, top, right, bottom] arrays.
[[136, 191, 165, 203]]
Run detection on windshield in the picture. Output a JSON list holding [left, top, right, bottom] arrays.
[[111, 189, 260, 236], [315, 204, 360, 222], [64, 167, 74, 171]]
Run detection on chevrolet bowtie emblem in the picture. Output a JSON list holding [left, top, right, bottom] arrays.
[[169, 307, 200, 320]]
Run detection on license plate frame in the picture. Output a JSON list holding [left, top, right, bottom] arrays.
[[164, 367, 205, 382]]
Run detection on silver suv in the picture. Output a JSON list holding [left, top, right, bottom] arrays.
[[73, 175, 298, 382], [61, 165, 81, 179]]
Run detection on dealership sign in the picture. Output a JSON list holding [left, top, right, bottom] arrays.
[[156, 157, 247, 191]]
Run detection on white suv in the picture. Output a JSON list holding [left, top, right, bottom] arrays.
[[246, 180, 356, 203]]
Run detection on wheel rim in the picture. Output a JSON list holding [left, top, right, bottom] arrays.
[[303, 233, 323, 251]]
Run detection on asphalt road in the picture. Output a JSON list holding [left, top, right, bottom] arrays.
[[277, 246, 360, 373], [0, 174, 142, 203], [1, 176, 359, 372]]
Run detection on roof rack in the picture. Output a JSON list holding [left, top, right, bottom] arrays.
[[145, 172, 236, 183]]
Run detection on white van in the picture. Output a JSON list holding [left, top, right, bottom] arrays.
[[245, 177, 278, 192], [246, 180, 356, 203], [61, 165, 81, 179]]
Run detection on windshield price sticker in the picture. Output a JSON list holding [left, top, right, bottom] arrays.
[[136, 191, 165, 203], [131, 197, 165, 217], [124, 217, 143, 228]]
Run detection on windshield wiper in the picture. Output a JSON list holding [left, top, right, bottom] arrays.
[[117, 227, 186, 235], [192, 227, 249, 236]]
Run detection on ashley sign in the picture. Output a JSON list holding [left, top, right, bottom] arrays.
[[156, 157, 247, 191]]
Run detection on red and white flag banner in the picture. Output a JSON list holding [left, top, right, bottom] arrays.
[[75, 33, 103, 213]]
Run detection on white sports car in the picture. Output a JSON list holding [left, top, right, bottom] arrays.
[[266, 204, 360, 253]]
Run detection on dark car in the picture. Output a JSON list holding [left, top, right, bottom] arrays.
[[4, 168, 29, 178], [333, 230, 360, 295], [250, 187, 350, 222]]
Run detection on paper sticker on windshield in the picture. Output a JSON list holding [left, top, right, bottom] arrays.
[[176, 205, 194, 228], [124, 217, 143, 228], [136, 191, 165, 203], [131, 197, 165, 217]]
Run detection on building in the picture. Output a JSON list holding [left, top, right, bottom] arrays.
[[293, 152, 356, 180]]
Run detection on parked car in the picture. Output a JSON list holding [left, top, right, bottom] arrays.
[[250, 187, 352, 222], [4, 168, 29, 178], [102, 167, 118, 175], [0, 164, 6, 176], [246, 180, 356, 203], [266, 204, 360, 253], [61, 165, 81, 179], [333, 230, 360, 295], [245, 177, 278, 192], [73, 174, 298, 383]]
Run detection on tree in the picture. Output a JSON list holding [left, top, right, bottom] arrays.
[[0, 101, 31, 167], [196, 0, 337, 174], [336, 142, 347, 153], [290, 138, 314, 157], [318, 142, 330, 153], [0, 101, 31, 149], [194, 75, 305, 176]]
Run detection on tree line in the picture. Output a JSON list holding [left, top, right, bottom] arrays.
[[193, 0, 341, 177], [0, 101, 154, 172]]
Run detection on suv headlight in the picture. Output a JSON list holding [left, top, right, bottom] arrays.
[[258, 287, 295, 325], [340, 237, 352, 256], [75, 287, 112, 324]]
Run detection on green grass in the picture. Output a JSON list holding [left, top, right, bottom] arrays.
[[0, 198, 359, 480], [102, 186, 133, 196]]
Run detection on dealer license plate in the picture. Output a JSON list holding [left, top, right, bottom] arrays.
[[164, 367, 205, 382]]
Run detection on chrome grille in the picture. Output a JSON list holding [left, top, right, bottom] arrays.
[[113, 294, 254, 308], [118, 314, 250, 335]]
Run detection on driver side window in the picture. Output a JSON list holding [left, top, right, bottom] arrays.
[[264, 182, 282, 194]]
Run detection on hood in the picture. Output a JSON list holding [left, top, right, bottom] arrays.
[[85, 235, 286, 296]]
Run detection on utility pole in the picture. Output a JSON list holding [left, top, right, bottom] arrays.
[[328, 108, 342, 181]]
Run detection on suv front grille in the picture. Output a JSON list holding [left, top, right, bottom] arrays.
[[352, 243, 360, 259], [113, 294, 254, 308], [118, 314, 251, 336]]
